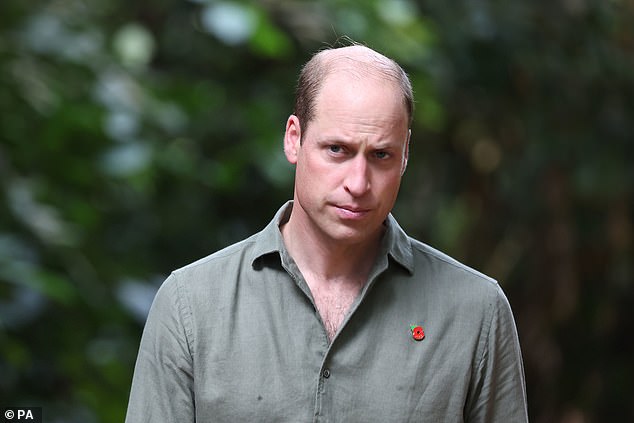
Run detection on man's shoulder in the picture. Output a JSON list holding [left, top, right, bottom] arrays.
[[402, 236, 510, 317], [386, 214, 496, 289], [406, 236, 500, 294], [173, 231, 262, 278], [409, 238, 494, 281]]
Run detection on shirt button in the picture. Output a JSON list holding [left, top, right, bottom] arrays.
[[322, 369, 331, 379]]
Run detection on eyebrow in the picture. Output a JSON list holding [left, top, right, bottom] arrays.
[[316, 135, 400, 149]]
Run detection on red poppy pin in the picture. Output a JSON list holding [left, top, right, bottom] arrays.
[[410, 324, 425, 341]]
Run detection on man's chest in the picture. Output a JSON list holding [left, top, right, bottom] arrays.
[[307, 277, 365, 341], [188, 277, 481, 423]]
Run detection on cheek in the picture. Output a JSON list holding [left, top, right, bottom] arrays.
[[294, 158, 326, 201], [377, 173, 403, 199], [297, 155, 336, 187]]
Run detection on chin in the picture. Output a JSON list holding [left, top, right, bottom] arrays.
[[326, 224, 381, 245]]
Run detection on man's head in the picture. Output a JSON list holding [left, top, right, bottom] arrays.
[[283, 44, 413, 247], [293, 44, 414, 138]]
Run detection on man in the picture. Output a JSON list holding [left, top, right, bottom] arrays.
[[126, 44, 528, 422]]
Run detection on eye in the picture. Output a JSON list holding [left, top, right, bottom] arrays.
[[374, 151, 389, 159], [329, 145, 343, 154]]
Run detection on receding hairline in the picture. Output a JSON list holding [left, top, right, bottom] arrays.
[[312, 45, 403, 82], [292, 44, 415, 140], [298, 45, 414, 126], [316, 45, 394, 64]]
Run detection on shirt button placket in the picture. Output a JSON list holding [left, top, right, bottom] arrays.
[[313, 367, 331, 422]]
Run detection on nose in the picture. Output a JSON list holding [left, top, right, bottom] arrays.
[[344, 156, 371, 197]]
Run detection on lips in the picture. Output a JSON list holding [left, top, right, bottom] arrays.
[[333, 204, 372, 220]]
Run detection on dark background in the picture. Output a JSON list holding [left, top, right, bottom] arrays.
[[1, 0, 632, 422]]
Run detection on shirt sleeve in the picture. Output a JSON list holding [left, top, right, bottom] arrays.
[[465, 284, 529, 423], [125, 273, 195, 423]]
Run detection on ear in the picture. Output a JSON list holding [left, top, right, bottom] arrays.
[[284, 115, 302, 165], [401, 129, 411, 176]]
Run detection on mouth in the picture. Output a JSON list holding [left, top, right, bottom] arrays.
[[333, 204, 372, 220]]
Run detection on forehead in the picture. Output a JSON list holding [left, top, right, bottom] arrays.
[[313, 70, 407, 124], [304, 74, 409, 148]]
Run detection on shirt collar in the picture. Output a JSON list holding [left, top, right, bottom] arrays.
[[249, 201, 293, 265], [250, 201, 414, 274], [382, 212, 415, 274]]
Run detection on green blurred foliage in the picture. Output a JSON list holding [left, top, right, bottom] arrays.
[[0, 0, 632, 421]]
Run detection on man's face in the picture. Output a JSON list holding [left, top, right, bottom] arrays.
[[284, 71, 410, 246]]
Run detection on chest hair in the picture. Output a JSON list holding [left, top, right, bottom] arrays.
[[309, 280, 364, 341]]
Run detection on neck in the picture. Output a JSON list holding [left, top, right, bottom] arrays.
[[280, 208, 383, 283]]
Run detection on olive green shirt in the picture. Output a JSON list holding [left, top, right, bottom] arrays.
[[126, 202, 528, 422]]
